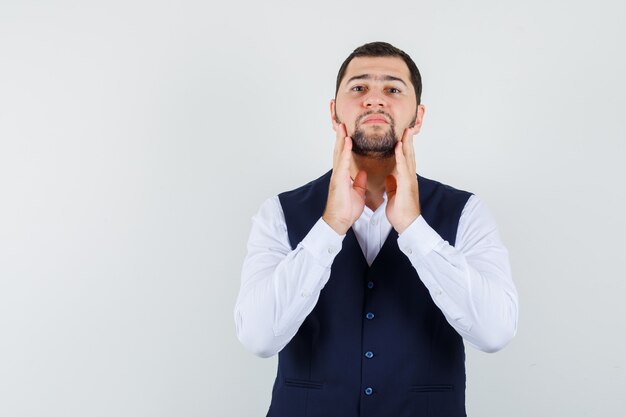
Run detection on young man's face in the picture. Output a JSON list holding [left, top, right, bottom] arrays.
[[331, 56, 425, 159]]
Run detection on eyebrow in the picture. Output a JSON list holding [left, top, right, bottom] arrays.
[[345, 74, 408, 87]]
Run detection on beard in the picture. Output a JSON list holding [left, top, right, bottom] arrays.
[[336, 111, 399, 160]]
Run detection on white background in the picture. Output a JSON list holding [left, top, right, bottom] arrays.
[[1, 0, 625, 416]]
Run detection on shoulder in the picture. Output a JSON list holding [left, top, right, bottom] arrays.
[[254, 195, 284, 218], [278, 170, 332, 203], [458, 194, 500, 234], [251, 195, 286, 232], [416, 174, 474, 246], [417, 174, 473, 201], [417, 174, 474, 214], [275, 171, 333, 249]]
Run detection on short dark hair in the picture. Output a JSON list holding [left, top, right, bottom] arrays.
[[335, 41, 422, 105]]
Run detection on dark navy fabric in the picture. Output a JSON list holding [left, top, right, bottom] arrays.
[[270, 170, 472, 417]]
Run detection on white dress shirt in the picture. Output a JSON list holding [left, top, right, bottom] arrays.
[[234, 192, 518, 358]]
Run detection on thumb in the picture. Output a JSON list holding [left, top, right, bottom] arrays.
[[353, 170, 367, 199], [385, 175, 397, 197]]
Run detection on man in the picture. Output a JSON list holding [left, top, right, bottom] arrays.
[[234, 42, 518, 417]]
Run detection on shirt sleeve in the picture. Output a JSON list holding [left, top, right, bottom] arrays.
[[234, 196, 344, 358], [396, 194, 519, 353]]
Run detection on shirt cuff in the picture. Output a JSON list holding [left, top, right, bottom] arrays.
[[299, 217, 346, 268], [397, 215, 444, 257]]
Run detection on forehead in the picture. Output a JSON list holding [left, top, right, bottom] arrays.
[[342, 56, 411, 85]]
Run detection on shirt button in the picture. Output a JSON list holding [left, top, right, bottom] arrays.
[[327, 247, 335, 254], [370, 218, 377, 226], [365, 351, 374, 359], [406, 248, 413, 255], [435, 289, 442, 296], [365, 312, 375, 320], [364, 387, 373, 396], [301, 290, 311, 297], [367, 281, 374, 289]]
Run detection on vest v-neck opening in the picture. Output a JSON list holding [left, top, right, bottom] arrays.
[[347, 225, 399, 270]]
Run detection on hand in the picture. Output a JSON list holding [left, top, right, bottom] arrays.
[[385, 128, 421, 234], [322, 123, 367, 235]]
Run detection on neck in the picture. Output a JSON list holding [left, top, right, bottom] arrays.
[[349, 154, 396, 211]]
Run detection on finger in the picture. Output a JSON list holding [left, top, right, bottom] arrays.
[[348, 144, 358, 182], [394, 140, 410, 179], [337, 136, 353, 175], [385, 174, 397, 198], [401, 128, 416, 177], [333, 123, 345, 167], [333, 123, 347, 168], [353, 170, 367, 199]]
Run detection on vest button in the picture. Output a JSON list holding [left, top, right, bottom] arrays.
[[365, 312, 375, 320], [365, 351, 374, 359], [367, 281, 374, 289], [364, 387, 373, 395]]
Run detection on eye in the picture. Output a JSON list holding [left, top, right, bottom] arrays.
[[388, 87, 401, 94], [351, 85, 365, 92]]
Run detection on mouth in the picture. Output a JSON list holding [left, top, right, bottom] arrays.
[[360, 113, 391, 125]]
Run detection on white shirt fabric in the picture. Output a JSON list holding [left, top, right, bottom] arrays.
[[234, 192, 518, 358]]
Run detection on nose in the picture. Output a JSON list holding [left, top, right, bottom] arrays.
[[363, 91, 386, 108]]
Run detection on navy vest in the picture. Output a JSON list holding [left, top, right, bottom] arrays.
[[269, 170, 472, 417]]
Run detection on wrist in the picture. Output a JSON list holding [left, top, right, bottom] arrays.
[[396, 211, 420, 235], [322, 214, 349, 235]]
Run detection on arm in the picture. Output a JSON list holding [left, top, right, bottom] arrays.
[[235, 123, 372, 358], [234, 196, 345, 358], [397, 195, 519, 353]]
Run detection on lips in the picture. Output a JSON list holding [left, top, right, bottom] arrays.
[[361, 114, 389, 124]]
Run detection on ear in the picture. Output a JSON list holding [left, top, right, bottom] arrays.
[[330, 99, 339, 132], [407, 104, 426, 136]]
